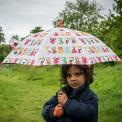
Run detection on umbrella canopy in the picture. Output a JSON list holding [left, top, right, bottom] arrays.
[[2, 27, 121, 66], [9, 37, 19, 49]]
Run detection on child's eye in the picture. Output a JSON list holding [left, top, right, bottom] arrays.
[[75, 73, 81, 76]]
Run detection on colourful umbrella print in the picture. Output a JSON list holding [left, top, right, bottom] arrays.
[[2, 27, 121, 66]]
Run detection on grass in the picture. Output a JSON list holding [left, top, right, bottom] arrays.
[[0, 64, 122, 122]]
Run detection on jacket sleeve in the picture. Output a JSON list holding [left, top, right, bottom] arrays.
[[42, 95, 58, 121], [62, 93, 98, 121]]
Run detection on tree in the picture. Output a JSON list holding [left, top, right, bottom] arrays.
[[113, 0, 122, 16], [30, 26, 43, 34], [112, 0, 122, 51], [0, 44, 11, 63], [55, 0, 103, 35], [0, 26, 5, 44], [97, 0, 122, 57], [12, 35, 20, 41]]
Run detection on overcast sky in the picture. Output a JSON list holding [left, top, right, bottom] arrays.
[[0, 0, 115, 44]]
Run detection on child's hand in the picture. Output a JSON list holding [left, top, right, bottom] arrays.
[[53, 104, 64, 117], [58, 91, 68, 105]]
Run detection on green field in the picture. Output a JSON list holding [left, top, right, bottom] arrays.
[[0, 64, 122, 122]]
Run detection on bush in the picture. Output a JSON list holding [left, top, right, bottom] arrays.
[[0, 44, 11, 63]]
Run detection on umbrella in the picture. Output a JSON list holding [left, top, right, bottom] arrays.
[[9, 37, 19, 49], [2, 27, 121, 66]]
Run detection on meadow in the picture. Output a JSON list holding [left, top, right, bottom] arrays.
[[0, 64, 122, 122]]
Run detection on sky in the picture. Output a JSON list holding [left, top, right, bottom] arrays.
[[0, 0, 115, 44]]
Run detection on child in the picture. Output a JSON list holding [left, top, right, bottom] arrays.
[[42, 64, 98, 122]]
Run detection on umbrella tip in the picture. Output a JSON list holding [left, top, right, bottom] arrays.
[[53, 19, 63, 28], [58, 19, 63, 28]]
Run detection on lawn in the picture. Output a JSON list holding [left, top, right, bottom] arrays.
[[0, 64, 122, 122]]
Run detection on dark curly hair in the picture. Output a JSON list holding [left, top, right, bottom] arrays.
[[61, 64, 94, 85]]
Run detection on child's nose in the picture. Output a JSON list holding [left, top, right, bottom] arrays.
[[70, 75, 76, 80]]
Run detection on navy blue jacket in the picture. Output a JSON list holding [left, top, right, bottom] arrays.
[[42, 84, 98, 122]]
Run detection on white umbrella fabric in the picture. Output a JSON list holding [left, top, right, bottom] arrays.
[[2, 27, 121, 66]]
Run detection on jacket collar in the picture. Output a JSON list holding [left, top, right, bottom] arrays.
[[60, 84, 89, 98], [70, 84, 89, 98]]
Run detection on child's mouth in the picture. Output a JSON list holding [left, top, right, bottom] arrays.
[[71, 83, 79, 87]]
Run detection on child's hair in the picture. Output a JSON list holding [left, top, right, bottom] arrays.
[[61, 64, 94, 85]]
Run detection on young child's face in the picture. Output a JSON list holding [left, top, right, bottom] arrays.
[[66, 66, 86, 89]]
